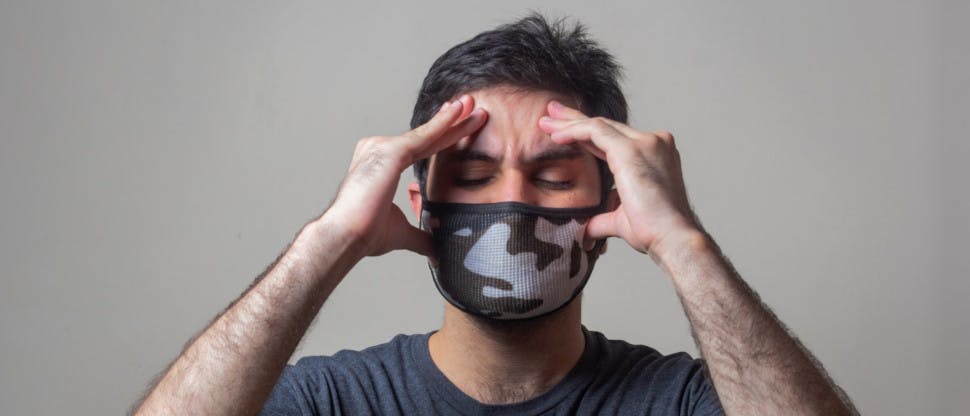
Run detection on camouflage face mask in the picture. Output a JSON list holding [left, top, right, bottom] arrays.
[[421, 200, 606, 320]]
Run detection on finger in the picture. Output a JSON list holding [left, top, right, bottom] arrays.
[[395, 223, 435, 258], [539, 117, 607, 160], [542, 110, 641, 140], [402, 95, 469, 146], [541, 117, 630, 159], [585, 211, 617, 249], [384, 205, 436, 257], [540, 115, 628, 141], [547, 100, 588, 120], [585, 190, 621, 241], [576, 140, 607, 161], [412, 108, 488, 160], [455, 94, 475, 120], [600, 118, 641, 138], [547, 99, 648, 139]]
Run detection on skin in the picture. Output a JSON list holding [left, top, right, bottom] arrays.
[[131, 87, 859, 415], [408, 88, 599, 404]]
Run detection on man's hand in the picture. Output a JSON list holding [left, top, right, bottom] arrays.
[[538, 100, 699, 256], [327, 95, 488, 257], [131, 97, 487, 416], [541, 100, 858, 415]]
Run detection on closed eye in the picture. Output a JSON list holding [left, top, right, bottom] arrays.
[[536, 178, 573, 190], [455, 177, 493, 187]]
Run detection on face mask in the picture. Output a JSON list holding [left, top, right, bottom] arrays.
[[421, 199, 606, 320]]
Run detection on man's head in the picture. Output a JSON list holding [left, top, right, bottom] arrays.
[[409, 13, 627, 206], [407, 13, 626, 324]]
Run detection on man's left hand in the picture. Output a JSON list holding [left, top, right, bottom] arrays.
[[538, 100, 701, 257]]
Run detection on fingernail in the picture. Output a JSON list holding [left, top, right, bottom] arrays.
[[549, 100, 561, 109], [438, 101, 453, 113]]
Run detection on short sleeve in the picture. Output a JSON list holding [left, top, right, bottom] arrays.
[[683, 359, 724, 416], [259, 365, 315, 416]]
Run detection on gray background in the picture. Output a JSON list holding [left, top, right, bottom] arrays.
[[1, 1, 967, 414]]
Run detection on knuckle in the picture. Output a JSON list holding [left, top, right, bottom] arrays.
[[357, 136, 378, 148], [406, 124, 424, 137], [355, 136, 395, 159], [402, 128, 423, 142], [641, 135, 661, 150], [655, 130, 675, 145], [356, 150, 385, 178], [590, 117, 614, 134], [353, 137, 370, 154]]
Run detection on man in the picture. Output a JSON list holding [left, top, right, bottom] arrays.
[[132, 14, 858, 415]]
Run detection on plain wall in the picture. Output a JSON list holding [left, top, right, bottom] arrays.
[[1, 1, 967, 414]]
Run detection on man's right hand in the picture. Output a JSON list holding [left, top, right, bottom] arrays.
[[325, 94, 488, 258], [130, 96, 487, 416]]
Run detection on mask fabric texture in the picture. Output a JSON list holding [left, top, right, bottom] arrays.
[[421, 200, 606, 320]]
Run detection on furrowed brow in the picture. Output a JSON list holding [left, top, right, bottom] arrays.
[[454, 149, 498, 163], [528, 146, 584, 164]]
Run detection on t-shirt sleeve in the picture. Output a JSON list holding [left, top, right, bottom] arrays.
[[258, 364, 319, 416], [682, 359, 724, 416]]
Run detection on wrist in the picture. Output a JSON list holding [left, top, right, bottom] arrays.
[[648, 227, 714, 273], [290, 213, 367, 285]]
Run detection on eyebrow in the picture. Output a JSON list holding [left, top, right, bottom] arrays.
[[451, 146, 584, 165], [528, 146, 584, 164], [454, 150, 497, 163]]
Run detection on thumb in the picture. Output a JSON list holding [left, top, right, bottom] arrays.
[[585, 211, 618, 244], [389, 221, 434, 259], [373, 204, 434, 258], [585, 189, 620, 241]]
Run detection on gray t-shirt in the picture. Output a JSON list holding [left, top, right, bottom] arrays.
[[259, 327, 724, 415]]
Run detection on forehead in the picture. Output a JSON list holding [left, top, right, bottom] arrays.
[[445, 87, 581, 158]]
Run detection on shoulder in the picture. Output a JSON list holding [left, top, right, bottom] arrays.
[[260, 333, 430, 415], [582, 329, 723, 415], [587, 329, 703, 372], [287, 333, 422, 380]]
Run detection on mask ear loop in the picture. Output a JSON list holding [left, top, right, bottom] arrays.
[[590, 174, 614, 256], [581, 160, 611, 256], [416, 173, 440, 271], [419, 168, 429, 202], [417, 161, 432, 229]]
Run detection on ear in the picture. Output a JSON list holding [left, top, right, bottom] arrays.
[[407, 181, 423, 220]]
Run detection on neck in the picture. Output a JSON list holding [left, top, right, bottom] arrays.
[[428, 298, 585, 405]]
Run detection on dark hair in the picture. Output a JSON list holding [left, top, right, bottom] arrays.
[[410, 12, 627, 202]]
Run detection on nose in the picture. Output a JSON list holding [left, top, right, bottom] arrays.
[[495, 170, 536, 205]]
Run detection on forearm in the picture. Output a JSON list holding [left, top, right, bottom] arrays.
[[651, 230, 857, 416], [133, 215, 363, 416]]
